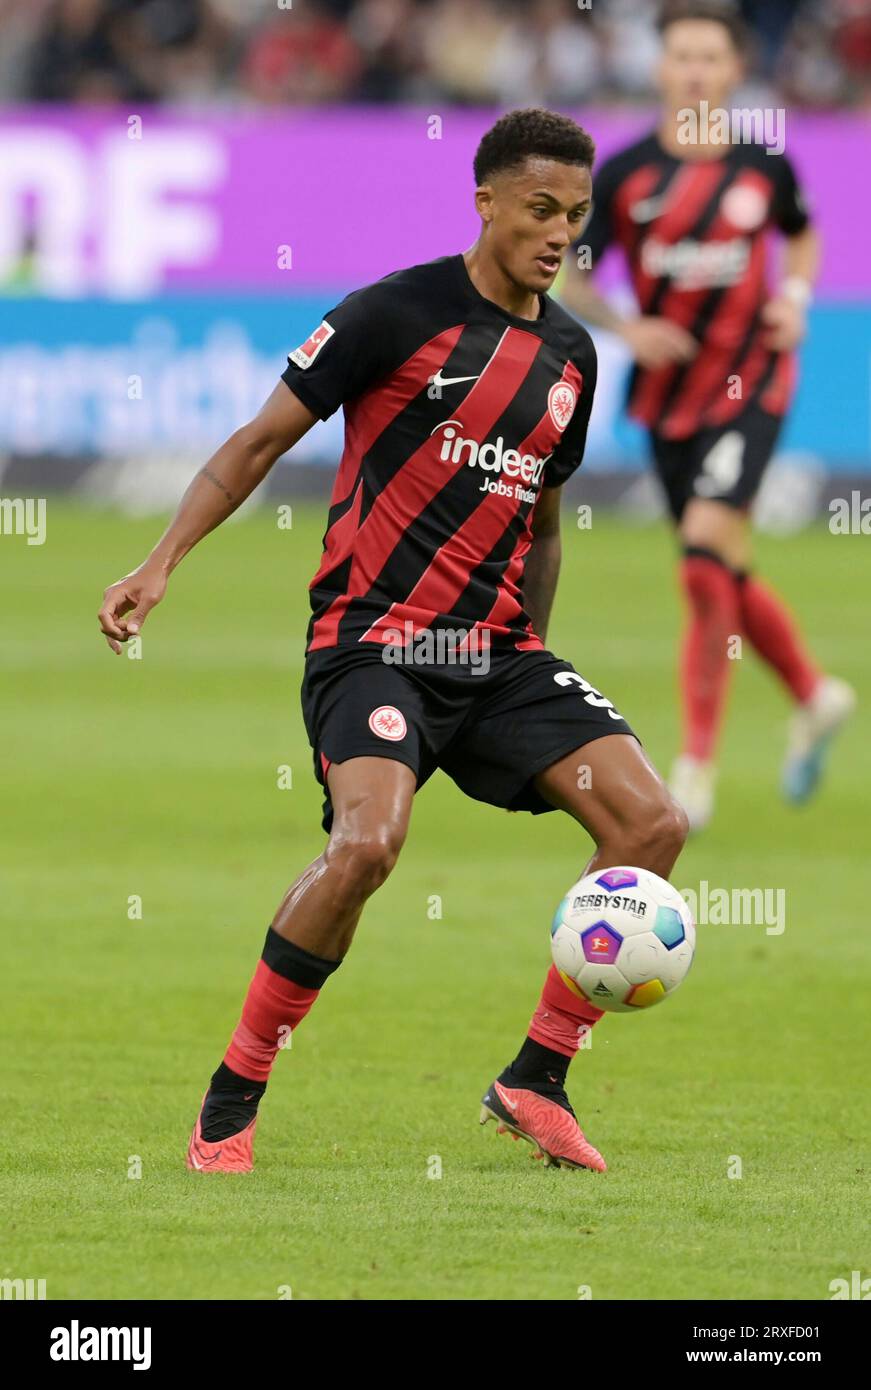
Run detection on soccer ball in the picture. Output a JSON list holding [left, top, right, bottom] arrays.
[[550, 866, 695, 1014]]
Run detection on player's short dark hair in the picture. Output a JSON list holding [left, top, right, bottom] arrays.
[[473, 108, 595, 186], [657, 0, 747, 52]]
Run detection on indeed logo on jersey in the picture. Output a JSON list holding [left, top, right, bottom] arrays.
[[641, 236, 750, 289], [432, 421, 552, 501]]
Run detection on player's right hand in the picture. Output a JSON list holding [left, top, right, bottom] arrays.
[[98, 564, 167, 654], [620, 317, 698, 370]]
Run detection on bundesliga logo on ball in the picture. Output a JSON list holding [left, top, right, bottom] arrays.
[[551, 867, 696, 1013]]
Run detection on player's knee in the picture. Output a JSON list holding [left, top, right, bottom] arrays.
[[623, 793, 688, 868], [647, 795, 689, 862], [327, 822, 405, 897]]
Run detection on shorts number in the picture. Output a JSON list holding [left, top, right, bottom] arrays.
[[694, 430, 745, 497], [554, 670, 623, 719]]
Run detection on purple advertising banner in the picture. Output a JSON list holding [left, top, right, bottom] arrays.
[[0, 107, 868, 297]]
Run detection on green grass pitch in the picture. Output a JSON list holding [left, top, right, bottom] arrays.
[[1, 499, 868, 1300]]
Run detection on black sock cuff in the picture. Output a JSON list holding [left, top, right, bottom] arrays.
[[681, 544, 731, 570], [508, 1036, 571, 1085], [261, 926, 342, 988], [209, 1061, 266, 1097]]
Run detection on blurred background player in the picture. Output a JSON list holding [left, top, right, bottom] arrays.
[[559, 0, 856, 830]]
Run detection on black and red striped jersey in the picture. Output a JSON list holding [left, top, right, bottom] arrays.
[[577, 132, 811, 440], [282, 253, 596, 654]]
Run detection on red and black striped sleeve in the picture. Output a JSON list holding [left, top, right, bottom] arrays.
[[281, 281, 399, 421], [543, 328, 598, 488]]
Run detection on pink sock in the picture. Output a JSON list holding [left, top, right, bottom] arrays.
[[224, 960, 320, 1083], [737, 574, 820, 703], [679, 552, 741, 760], [527, 964, 604, 1058]]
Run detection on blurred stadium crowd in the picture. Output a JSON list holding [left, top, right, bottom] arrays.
[[0, 0, 868, 109]]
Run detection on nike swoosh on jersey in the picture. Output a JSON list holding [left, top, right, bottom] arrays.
[[429, 370, 481, 388]]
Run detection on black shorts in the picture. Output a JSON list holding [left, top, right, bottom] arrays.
[[650, 402, 784, 522], [300, 643, 635, 832]]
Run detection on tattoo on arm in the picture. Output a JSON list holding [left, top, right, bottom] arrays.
[[201, 467, 234, 502]]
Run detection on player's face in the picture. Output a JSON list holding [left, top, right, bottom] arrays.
[[657, 19, 742, 112], [478, 158, 592, 293]]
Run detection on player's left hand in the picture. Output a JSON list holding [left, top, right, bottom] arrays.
[[760, 296, 806, 352]]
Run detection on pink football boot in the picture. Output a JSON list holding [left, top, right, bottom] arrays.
[[186, 1093, 257, 1173], [480, 1078, 607, 1172]]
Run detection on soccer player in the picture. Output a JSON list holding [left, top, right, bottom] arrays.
[[99, 109, 688, 1175], [559, 1, 855, 831]]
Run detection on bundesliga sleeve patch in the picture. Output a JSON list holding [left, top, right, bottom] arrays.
[[289, 320, 335, 369]]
